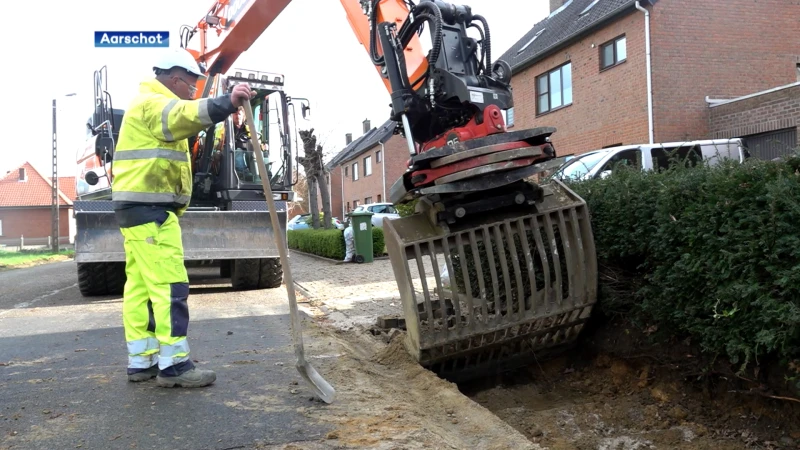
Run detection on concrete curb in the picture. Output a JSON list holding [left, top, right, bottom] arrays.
[[289, 249, 389, 265]]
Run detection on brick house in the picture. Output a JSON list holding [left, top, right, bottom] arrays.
[[498, 0, 800, 157], [0, 162, 76, 247], [709, 82, 800, 160], [326, 119, 410, 220]]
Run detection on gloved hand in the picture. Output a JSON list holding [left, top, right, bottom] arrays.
[[231, 84, 255, 108]]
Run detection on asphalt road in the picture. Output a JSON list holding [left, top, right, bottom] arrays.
[[0, 260, 333, 450]]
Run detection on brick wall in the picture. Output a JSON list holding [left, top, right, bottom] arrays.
[[334, 134, 408, 217], [329, 166, 344, 220], [709, 83, 800, 145], [0, 207, 72, 246], [650, 0, 800, 142], [509, 11, 650, 156]]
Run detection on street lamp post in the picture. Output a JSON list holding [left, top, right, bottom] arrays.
[[52, 93, 76, 253]]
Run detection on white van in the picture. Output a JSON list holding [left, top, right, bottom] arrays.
[[550, 138, 747, 182]]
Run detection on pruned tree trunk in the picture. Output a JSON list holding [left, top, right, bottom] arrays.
[[308, 177, 320, 228], [299, 128, 330, 229], [318, 170, 332, 229]]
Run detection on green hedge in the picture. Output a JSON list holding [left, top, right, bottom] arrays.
[[569, 154, 800, 374], [287, 226, 386, 260], [287, 229, 346, 260]]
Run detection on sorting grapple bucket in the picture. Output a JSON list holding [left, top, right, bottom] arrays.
[[383, 178, 597, 382]]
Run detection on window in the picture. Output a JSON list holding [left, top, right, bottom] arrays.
[[346, 202, 350, 211], [371, 204, 397, 214], [377, 194, 382, 203], [365, 197, 373, 204], [364, 156, 372, 176], [553, 150, 610, 181], [344, 166, 348, 177], [796, 63, 800, 82], [517, 28, 546, 55], [536, 62, 572, 115], [353, 200, 359, 208], [376, 150, 382, 163], [580, 0, 600, 16], [352, 162, 359, 180], [600, 35, 626, 70], [0, 219, 3, 236], [650, 146, 703, 171], [596, 149, 641, 178]]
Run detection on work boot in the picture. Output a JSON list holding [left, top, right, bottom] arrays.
[[127, 365, 159, 382], [156, 367, 217, 388]]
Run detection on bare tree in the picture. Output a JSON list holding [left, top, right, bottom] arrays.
[[298, 128, 332, 229], [292, 171, 310, 214]]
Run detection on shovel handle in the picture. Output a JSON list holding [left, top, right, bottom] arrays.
[[241, 99, 306, 363]]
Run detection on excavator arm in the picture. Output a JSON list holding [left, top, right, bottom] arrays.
[[180, 0, 597, 384]]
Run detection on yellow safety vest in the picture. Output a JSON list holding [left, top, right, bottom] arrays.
[[112, 78, 215, 215]]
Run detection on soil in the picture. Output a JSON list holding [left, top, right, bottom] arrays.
[[286, 314, 542, 449], [458, 316, 800, 450], [292, 274, 800, 450]]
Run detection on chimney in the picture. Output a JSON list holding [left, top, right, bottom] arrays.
[[362, 119, 371, 134], [345, 133, 353, 145], [18, 167, 26, 181], [550, 0, 565, 13]]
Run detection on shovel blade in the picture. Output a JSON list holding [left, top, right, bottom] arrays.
[[296, 362, 336, 404]]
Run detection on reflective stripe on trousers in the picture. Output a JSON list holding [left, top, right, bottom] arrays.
[[120, 211, 192, 372]]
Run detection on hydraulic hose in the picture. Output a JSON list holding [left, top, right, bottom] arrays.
[[369, 0, 384, 65], [471, 14, 491, 72], [409, 1, 444, 65]]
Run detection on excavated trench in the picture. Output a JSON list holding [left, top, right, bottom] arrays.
[[371, 315, 800, 450]]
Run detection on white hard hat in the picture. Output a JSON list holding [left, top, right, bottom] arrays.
[[153, 48, 206, 79]]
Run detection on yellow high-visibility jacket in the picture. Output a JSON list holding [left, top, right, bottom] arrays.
[[111, 78, 237, 217]]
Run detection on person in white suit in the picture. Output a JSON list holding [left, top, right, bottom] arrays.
[[343, 225, 355, 262]]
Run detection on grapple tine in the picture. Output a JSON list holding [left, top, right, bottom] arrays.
[[383, 179, 598, 382]]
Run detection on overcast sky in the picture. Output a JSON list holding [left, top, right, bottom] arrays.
[[0, 0, 548, 178]]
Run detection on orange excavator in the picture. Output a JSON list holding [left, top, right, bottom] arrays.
[[79, 0, 598, 382]]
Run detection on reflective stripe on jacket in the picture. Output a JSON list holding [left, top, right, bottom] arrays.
[[112, 78, 234, 215]]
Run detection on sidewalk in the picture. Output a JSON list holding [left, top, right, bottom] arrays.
[[291, 251, 404, 330]]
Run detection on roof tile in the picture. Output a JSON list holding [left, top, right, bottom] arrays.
[[0, 162, 73, 208], [499, 0, 653, 72]]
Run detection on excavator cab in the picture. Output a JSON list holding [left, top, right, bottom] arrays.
[[189, 68, 294, 204]]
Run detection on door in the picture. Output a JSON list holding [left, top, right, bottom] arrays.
[[742, 128, 798, 160]]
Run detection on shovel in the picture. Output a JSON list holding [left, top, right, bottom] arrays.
[[241, 99, 336, 404]]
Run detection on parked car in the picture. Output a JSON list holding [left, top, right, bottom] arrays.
[[351, 202, 400, 228], [549, 138, 747, 182], [287, 213, 345, 230]]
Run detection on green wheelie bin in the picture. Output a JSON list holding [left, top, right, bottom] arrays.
[[347, 211, 374, 263]]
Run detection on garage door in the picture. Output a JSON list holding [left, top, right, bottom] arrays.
[[742, 127, 798, 160]]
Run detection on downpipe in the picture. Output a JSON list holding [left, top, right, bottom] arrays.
[[636, 1, 654, 144], [380, 141, 386, 202], [341, 165, 345, 219]]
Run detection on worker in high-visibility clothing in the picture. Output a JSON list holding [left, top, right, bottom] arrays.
[[112, 48, 255, 388]]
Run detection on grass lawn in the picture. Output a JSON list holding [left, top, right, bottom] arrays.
[[0, 249, 74, 270]]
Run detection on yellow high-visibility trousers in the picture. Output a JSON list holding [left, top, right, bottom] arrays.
[[120, 211, 195, 377]]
